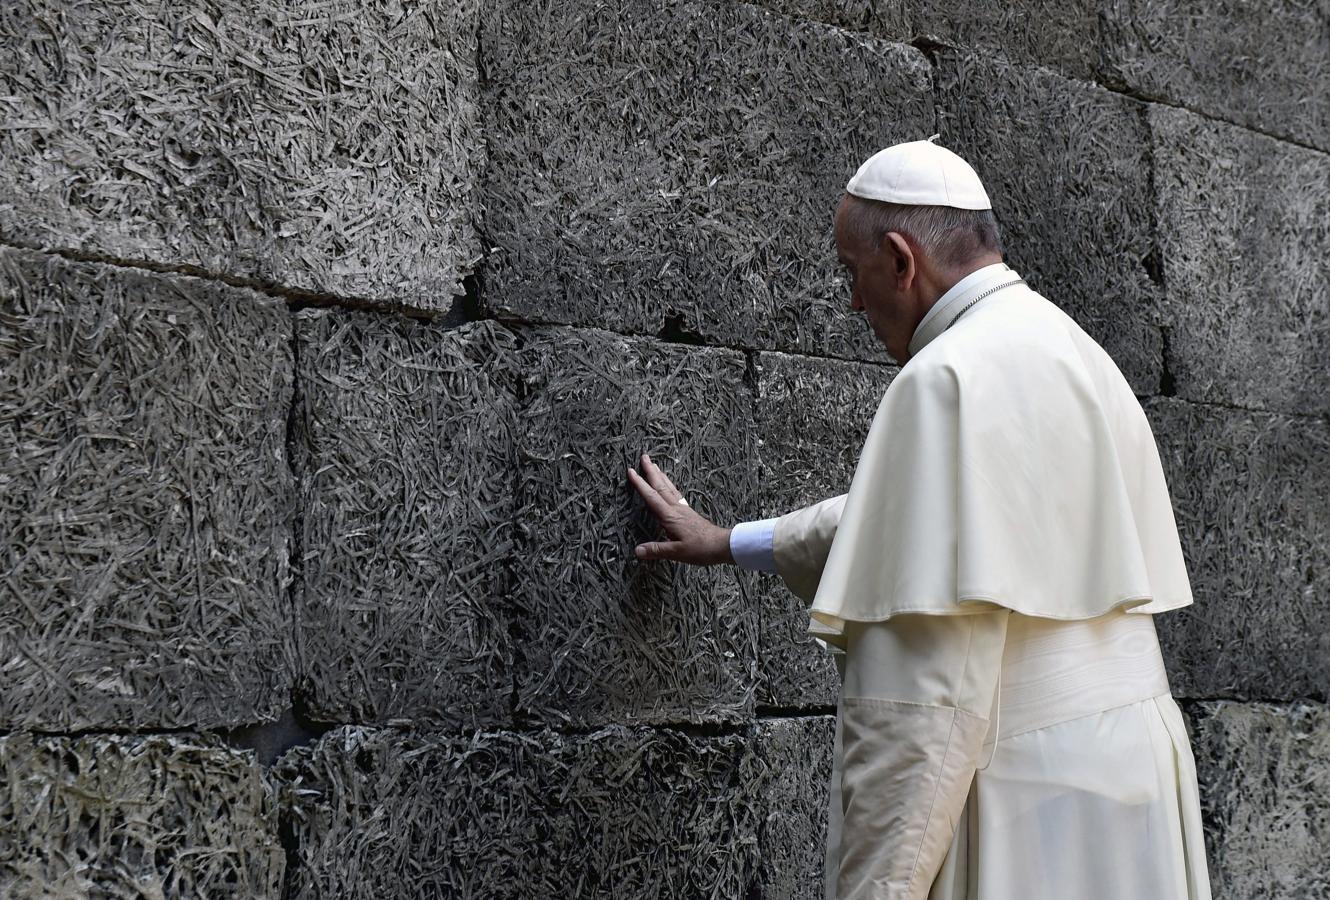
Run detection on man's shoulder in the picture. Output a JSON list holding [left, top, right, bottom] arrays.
[[906, 285, 1144, 418], [932, 286, 1126, 380]]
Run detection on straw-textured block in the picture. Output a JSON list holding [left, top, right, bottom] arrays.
[[746, 0, 886, 34], [747, 0, 1100, 79], [750, 716, 838, 899], [292, 310, 520, 727], [936, 50, 1163, 395], [1147, 398, 1330, 702], [907, 0, 1101, 79], [1103, 0, 1329, 153], [0, 248, 292, 731], [1185, 700, 1330, 898], [277, 724, 763, 897], [482, 0, 933, 362], [0, 0, 481, 309], [1150, 105, 1330, 416], [752, 350, 897, 708], [754, 352, 898, 513], [511, 325, 760, 728], [0, 733, 282, 897]]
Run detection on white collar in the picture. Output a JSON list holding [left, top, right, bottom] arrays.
[[907, 262, 1019, 358]]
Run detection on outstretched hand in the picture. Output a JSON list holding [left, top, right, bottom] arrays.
[[627, 452, 734, 566]]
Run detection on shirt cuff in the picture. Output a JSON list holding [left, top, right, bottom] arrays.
[[730, 517, 778, 572]]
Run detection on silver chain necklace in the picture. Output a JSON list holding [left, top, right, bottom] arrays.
[[945, 277, 1026, 331]]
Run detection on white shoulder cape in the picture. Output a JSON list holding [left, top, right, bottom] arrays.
[[808, 283, 1193, 649]]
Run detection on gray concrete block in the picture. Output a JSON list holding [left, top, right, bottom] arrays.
[[936, 51, 1164, 395], [0, 248, 292, 730], [1146, 398, 1330, 702], [481, 0, 933, 363], [754, 352, 897, 514], [746, 0, 1100, 80], [277, 724, 762, 898], [1103, 0, 1330, 153], [743, 0, 893, 36], [752, 351, 897, 708], [0, 733, 283, 897], [0, 1, 481, 310], [904, 0, 1102, 80], [511, 326, 760, 727], [751, 716, 837, 900], [292, 311, 519, 728], [1185, 700, 1330, 899], [1150, 105, 1330, 417]]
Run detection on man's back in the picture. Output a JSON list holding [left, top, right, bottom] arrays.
[[806, 281, 1192, 648]]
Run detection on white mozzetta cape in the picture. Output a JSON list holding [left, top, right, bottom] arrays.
[[807, 280, 1192, 649]]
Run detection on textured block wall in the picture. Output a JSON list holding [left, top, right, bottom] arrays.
[[1, 1, 1326, 897]]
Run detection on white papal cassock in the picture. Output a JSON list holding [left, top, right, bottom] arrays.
[[731, 262, 1212, 899]]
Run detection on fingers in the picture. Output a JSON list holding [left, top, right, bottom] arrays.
[[640, 453, 684, 504], [634, 539, 687, 561], [627, 465, 676, 522]]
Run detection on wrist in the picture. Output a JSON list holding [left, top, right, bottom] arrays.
[[719, 526, 736, 566]]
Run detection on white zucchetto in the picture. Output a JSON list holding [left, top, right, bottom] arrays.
[[846, 134, 992, 210]]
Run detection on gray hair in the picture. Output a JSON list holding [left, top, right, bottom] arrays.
[[842, 196, 1004, 271]]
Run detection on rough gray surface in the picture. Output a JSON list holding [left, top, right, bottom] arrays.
[[1147, 398, 1330, 702], [1102, 0, 1330, 153], [277, 723, 763, 898], [745, 0, 887, 34], [1185, 700, 1330, 899], [292, 311, 520, 727], [751, 716, 837, 900], [0, 248, 292, 731], [0, 733, 283, 897], [1150, 105, 1330, 417], [754, 352, 898, 514], [511, 326, 760, 728], [748, 0, 1101, 79], [481, 0, 933, 362], [936, 50, 1164, 395], [903, 0, 1102, 80], [0, 0, 481, 310], [752, 351, 897, 709]]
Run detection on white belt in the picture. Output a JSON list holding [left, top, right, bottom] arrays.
[[983, 607, 1172, 748]]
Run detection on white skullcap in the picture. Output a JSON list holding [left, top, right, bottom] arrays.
[[845, 134, 992, 210]]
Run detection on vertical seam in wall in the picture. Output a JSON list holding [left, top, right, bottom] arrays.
[[741, 349, 767, 717], [1139, 100, 1175, 397], [470, 0, 520, 729], [284, 313, 305, 715], [279, 309, 304, 900]]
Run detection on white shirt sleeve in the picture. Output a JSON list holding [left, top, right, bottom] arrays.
[[729, 517, 779, 572]]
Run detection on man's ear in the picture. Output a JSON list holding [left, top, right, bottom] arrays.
[[881, 231, 915, 287]]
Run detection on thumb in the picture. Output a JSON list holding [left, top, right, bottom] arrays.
[[635, 539, 686, 561]]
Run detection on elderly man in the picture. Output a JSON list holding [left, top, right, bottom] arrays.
[[627, 138, 1212, 899]]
